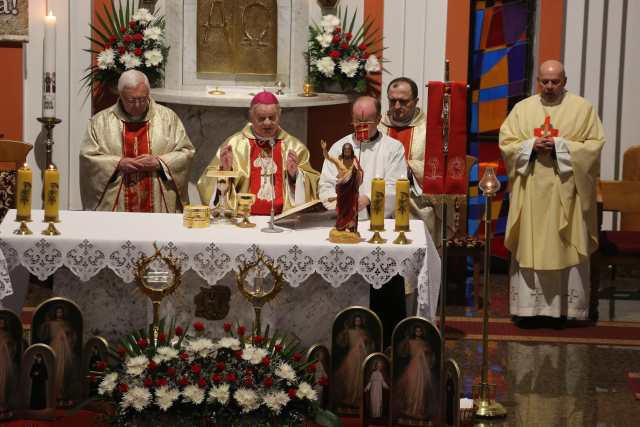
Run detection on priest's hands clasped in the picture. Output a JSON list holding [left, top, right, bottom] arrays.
[[117, 154, 160, 174], [533, 137, 555, 154]]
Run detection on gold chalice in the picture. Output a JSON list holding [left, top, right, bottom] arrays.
[[236, 193, 257, 228]]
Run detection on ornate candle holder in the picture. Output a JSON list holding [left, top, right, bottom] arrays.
[[206, 168, 240, 224], [236, 193, 257, 228], [368, 225, 386, 244], [14, 219, 32, 235], [37, 117, 62, 169]]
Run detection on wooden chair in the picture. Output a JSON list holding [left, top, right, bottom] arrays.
[[0, 139, 33, 222], [590, 146, 640, 321]]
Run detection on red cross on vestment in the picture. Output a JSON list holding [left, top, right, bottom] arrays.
[[533, 115, 559, 137]]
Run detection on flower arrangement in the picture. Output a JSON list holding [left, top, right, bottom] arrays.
[[94, 320, 338, 427], [308, 8, 383, 93], [83, 1, 169, 93]]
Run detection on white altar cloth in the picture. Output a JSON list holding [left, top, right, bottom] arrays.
[[0, 210, 440, 318]]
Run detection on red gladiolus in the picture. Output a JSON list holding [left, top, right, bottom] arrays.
[[237, 326, 246, 336], [216, 362, 225, 371], [340, 42, 349, 50], [345, 32, 352, 41], [119, 26, 127, 34], [134, 48, 143, 56], [226, 373, 237, 383], [118, 383, 129, 393], [288, 388, 298, 399], [136, 338, 148, 349], [263, 377, 273, 387], [332, 34, 340, 44], [118, 47, 127, 55], [167, 367, 176, 377], [329, 50, 341, 59], [191, 363, 202, 375], [179, 352, 189, 361], [95, 361, 107, 371], [212, 373, 222, 383], [358, 43, 367, 51], [223, 323, 232, 332], [261, 356, 270, 367], [156, 377, 168, 387], [193, 322, 205, 332], [179, 376, 189, 386], [144, 376, 153, 388], [307, 363, 317, 373], [292, 352, 303, 362], [158, 332, 166, 343], [234, 350, 243, 359], [129, 20, 136, 29], [198, 377, 208, 388], [318, 376, 329, 386], [274, 344, 283, 353], [147, 360, 157, 371], [243, 377, 254, 386], [108, 35, 117, 43]]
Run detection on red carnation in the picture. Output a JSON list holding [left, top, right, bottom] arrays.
[[340, 42, 349, 50], [226, 373, 237, 383], [193, 322, 205, 332], [156, 377, 168, 387], [318, 376, 329, 386], [292, 352, 303, 362], [263, 377, 273, 388], [274, 344, 283, 353], [108, 35, 117, 43], [134, 48, 143, 57], [147, 360, 157, 371], [95, 361, 107, 371], [133, 33, 143, 42], [178, 376, 189, 386], [103, 44, 111, 50], [358, 43, 367, 51], [288, 388, 298, 399], [237, 326, 246, 336], [329, 50, 341, 59], [167, 367, 176, 377], [158, 332, 166, 343], [307, 363, 317, 373], [234, 350, 243, 359], [136, 338, 148, 349], [261, 356, 270, 367], [345, 32, 352, 41], [118, 47, 127, 55], [332, 34, 341, 44], [119, 26, 127, 34], [198, 377, 208, 388], [179, 352, 189, 361], [335, 27, 342, 33], [253, 335, 263, 345], [144, 376, 153, 388], [216, 362, 225, 371], [175, 326, 184, 336], [123, 34, 132, 44], [129, 20, 136, 29], [118, 383, 129, 393], [212, 373, 222, 383], [191, 363, 202, 375], [243, 377, 254, 386], [223, 323, 232, 332]]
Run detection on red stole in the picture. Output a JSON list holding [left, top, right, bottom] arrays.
[[387, 127, 414, 161], [121, 122, 153, 212], [422, 81, 468, 196], [248, 139, 284, 215]]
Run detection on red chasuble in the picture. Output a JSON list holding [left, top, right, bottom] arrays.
[[248, 139, 284, 215], [388, 127, 414, 161], [121, 122, 153, 212]]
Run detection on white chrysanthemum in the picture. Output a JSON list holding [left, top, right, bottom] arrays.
[[315, 33, 333, 49], [241, 345, 269, 365], [120, 386, 152, 412], [234, 388, 260, 413], [143, 48, 163, 67], [132, 8, 154, 24], [217, 337, 241, 350], [208, 384, 230, 405], [316, 56, 336, 78], [170, 336, 179, 346], [365, 54, 381, 73], [320, 14, 341, 33], [98, 372, 118, 396], [275, 362, 296, 382], [339, 58, 360, 78], [186, 337, 215, 358], [120, 52, 142, 69], [155, 386, 180, 411], [143, 26, 163, 41], [263, 390, 290, 414], [297, 382, 318, 401], [97, 48, 116, 70], [153, 346, 179, 364], [182, 385, 206, 405], [125, 355, 148, 377]]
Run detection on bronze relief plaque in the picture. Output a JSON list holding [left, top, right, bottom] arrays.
[[194, 285, 231, 320], [197, 0, 277, 78]]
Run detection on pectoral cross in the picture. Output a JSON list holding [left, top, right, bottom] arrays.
[[533, 115, 559, 138]]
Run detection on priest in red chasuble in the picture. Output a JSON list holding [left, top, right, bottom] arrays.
[[197, 92, 319, 215], [80, 70, 195, 212]]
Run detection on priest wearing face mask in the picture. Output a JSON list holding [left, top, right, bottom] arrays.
[[197, 91, 319, 214], [79, 70, 195, 212]]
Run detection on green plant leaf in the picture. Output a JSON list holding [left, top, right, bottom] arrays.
[[347, 8, 357, 34], [314, 408, 343, 427], [89, 24, 111, 44], [103, 3, 119, 35]]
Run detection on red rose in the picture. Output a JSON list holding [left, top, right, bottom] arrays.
[[175, 326, 184, 336], [129, 20, 136, 29], [226, 373, 237, 383], [167, 367, 176, 377], [144, 376, 153, 388], [158, 332, 166, 343], [133, 33, 144, 42], [335, 27, 342, 33], [179, 352, 189, 361], [118, 383, 129, 393], [147, 360, 157, 371], [119, 26, 127, 34], [329, 50, 341, 59], [263, 377, 273, 388], [178, 376, 189, 386], [191, 363, 202, 375], [193, 322, 205, 332], [288, 388, 298, 399], [156, 377, 168, 387], [274, 344, 283, 353], [243, 376, 254, 386], [108, 35, 117, 43], [136, 338, 148, 349], [332, 34, 340, 44], [318, 376, 329, 386], [103, 44, 111, 50], [212, 373, 222, 383], [117, 346, 126, 356], [345, 32, 352, 41], [95, 361, 107, 371], [237, 326, 246, 336], [340, 42, 349, 50], [134, 48, 143, 56], [234, 350, 243, 359], [358, 43, 367, 51], [253, 335, 263, 344], [216, 362, 225, 371], [118, 47, 127, 55], [307, 363, 317, 373], [292, 352, 303, 362], [261, 356, 270, 367], [123, 34, 132, 44], [198, 377, 208, 388], [223, 323, 232, 332], [364, 53, 370, 59]]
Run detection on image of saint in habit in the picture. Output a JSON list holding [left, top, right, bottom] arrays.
[[38, 305, 78, 406], [394, 325, 435, 420], [364, 360, 389, 418], [0, 317, 17, 412], [30, 354, 48, 410], [335, 314, 374, 407], [321, 141, 363, 233]]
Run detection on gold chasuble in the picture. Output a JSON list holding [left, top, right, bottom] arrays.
[[80, 100, 195, 213], [500, 92, 605, 319], [197, 124, 319, 214]]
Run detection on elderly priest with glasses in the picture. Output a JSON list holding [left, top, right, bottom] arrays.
[[79, 70, 195, 213]]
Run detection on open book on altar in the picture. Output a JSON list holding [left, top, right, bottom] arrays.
[[273, 199, 334, 228]]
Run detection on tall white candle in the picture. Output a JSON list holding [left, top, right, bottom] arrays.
[[43, 10, 56, 118]]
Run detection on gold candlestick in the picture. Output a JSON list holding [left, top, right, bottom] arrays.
[[393, 177, 411, 244]]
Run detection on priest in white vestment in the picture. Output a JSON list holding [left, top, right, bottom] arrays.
[[499, 60, 605, 323]]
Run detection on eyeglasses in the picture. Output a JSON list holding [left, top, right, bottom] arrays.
[[121, 96, 149, 106], [388, 98, 416, 107]]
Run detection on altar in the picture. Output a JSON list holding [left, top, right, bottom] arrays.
[[0, 210, 440, 346]]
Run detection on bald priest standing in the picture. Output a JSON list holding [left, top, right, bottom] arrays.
[[80, 70, 195, 213], [500, 60, 605, 326]]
